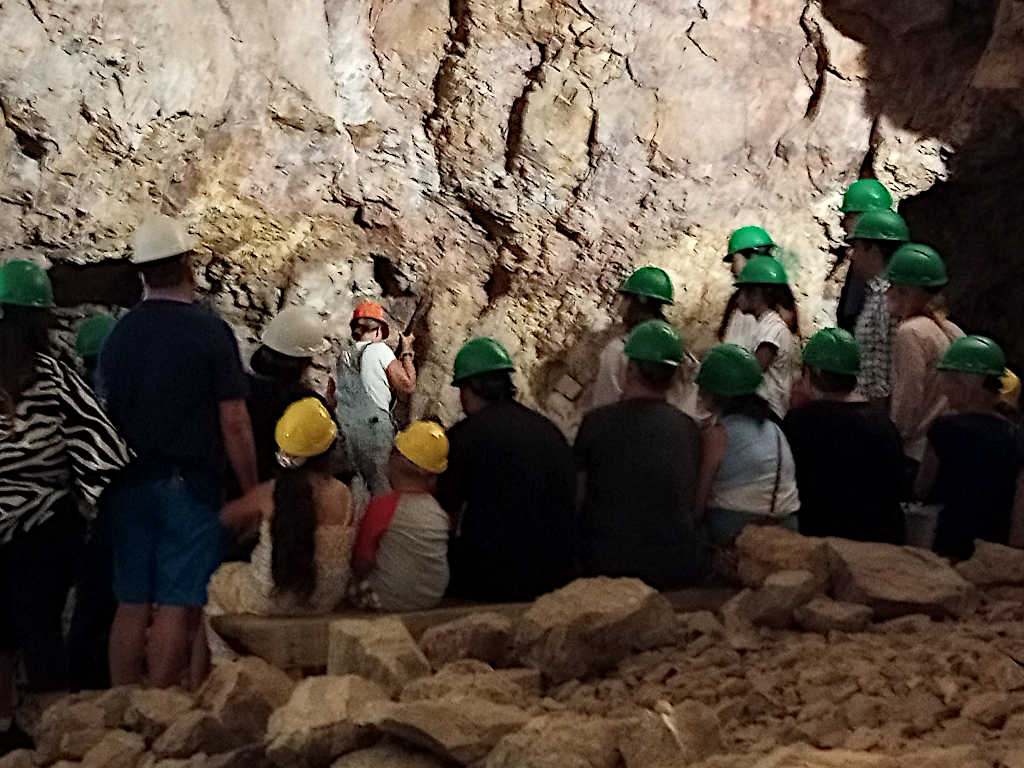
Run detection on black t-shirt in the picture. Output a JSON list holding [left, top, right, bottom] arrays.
[[437, 400, 576, 601], [783, 400, 905, 544], [99, 300, 248, 502], [574, 398, 702, 589], [246, 373, 323, 484], [929, 412, 1021, 561]]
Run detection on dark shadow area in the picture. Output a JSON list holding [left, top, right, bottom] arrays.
[[819, 0, 1023, 367], [49, 261, 141, 308]]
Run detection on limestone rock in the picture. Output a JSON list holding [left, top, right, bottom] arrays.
[[617, 701, 721, 768], [513, 578, 677, 683], [795, 597, 874, 634], [484, 713, 622, 768], [265, 675, 388, 768], [0, 751, 35, 768], [205, 745, 276, 768], [81, 729, 146, 768], [400, 661, 541, 706], [719, 590, 764, 651], [328, 618, 431, 696], [735, 527, 830, 590], [151, 711, 246, 759], [34, 699, 109, 764], [745, 744, 894, 767], [826, 538, 977, 619], [359, 695, 530, 764], [960, 691, 1024, 729], [122, 688, 195, 740], [419, 613, 514, 668], [955, 540, 1024, 586], [331, 742, 450, 768], [199, 657, 295, 740], [750, 570, 820, 629]]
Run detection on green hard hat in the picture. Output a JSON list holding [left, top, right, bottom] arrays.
[[624, 319, 684, 367], [840, 179, 893, 213], [696, 344, 764, 397], [937, 335, 1006, 377], [618, 266, 674, 304], [0, 260, 55, 309], [803, 328, 861, 376], [735, 256, 789, 285], [726, 226, 775, 260], [851, 209, 910, 242], [76, 314, 118, 358], [452, 337, 515, 385], [881, 243, 948, 288]]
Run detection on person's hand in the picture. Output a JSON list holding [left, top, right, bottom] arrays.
[[398, 332, 416, 355]]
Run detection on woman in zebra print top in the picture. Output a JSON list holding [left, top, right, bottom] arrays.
[[0, 260, 131, 746]]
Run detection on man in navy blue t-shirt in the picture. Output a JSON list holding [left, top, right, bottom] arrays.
[[100, 215, 258, 688]]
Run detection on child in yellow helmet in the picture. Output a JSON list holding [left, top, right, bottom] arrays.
[[350, 421, 451, 612]]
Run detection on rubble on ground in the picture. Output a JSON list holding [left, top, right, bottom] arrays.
[[21, 533, 1024, 768]]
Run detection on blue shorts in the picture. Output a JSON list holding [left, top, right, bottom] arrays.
[[704, 508, 799, 549], [109, 473, 222, 607]]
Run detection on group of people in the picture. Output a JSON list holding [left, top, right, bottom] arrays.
[[0, 178, 1021, 749]]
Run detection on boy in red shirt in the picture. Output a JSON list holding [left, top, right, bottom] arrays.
[[350, 421, 450, 612]]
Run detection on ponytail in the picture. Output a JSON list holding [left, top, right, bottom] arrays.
[[271, 471, 318, 602]]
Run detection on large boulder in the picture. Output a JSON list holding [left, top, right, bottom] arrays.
[[955, 540, 1024, 586], [617, 701, 721, 768], [826, 538, 978, 619], [359, 695, 530, 765], [419, 613, 514, 669], [328, 618, 431, 696], [34, 698, 110, 764], [199, 657, 296, 741], [331, 742, 451, 768], [0, 752, 33, 768], [399, 661, 541, 707], [265, 675, 388, 768], [513, 578, 677, 683], [735, 526, 831, 590], [795, 597, 874, 634], [484, 713, 622, 768], [751, 570, 821, 629]]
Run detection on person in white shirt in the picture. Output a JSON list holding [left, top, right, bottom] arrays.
[[719, 226, 775, 345], [732, 257, 799, 419], [587, 266, 700, 417], [336, 301, 416, 497]]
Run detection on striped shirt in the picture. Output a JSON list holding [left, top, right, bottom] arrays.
[[0, 354, 132, 543], [854, 277, 897, 400]]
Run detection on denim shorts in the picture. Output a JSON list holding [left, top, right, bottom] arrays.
[[704, 508, 799, 549], [108, 473, 222, 606]]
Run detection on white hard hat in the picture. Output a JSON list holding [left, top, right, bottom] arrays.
[[131, 214, 199, 264], [262, 306, 330, 357]]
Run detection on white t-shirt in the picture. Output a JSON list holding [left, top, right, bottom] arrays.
[[735, 311, 795, 419], [723, 310, 757, 347], [356, 340, 396, 412]]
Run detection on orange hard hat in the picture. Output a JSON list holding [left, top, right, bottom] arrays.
[[350, 300, 390, 339]]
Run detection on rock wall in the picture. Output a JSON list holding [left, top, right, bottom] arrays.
[[0, 0, 1020, 429]]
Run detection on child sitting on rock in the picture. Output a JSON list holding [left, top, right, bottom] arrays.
[[349, 421, 451, 612]]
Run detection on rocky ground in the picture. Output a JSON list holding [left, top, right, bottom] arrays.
[[11, 530, 1024, 768]]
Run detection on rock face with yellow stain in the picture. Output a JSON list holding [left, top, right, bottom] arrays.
[[0, 0, 1021, 430]]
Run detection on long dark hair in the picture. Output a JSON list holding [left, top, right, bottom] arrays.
[[718, 392, 782, 427], [270, 452, 332, 602], [0, 306, 51, 417], [717, 285, 800, 340]]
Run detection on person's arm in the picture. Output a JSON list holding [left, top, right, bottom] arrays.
[[696, 423, 727, 517], [220, 399, 258, 493], [914, 442, 940, 501], [890, 325, 927, 446], [351, 495, 398, 576], [386, 333, 417, 396], [754, 342, 778, 372], [220, 482, 270, 534]]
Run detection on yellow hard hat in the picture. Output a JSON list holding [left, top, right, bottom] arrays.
[[394, 420, 449, 474], [1000, 369, 1021, 408], [275, 398, 338, 458]]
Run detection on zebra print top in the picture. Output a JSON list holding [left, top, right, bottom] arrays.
[[0, 354, 132, 543]]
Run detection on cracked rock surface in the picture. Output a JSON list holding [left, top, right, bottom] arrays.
[[0, 0, 1020, 427]]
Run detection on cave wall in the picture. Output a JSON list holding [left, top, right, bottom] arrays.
[[0, 0, 1020, 430]]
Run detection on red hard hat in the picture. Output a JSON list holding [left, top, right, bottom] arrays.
[[350, 301, 390, 339]]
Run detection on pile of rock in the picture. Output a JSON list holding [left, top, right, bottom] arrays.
[[10, 532, 1024, 768]]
